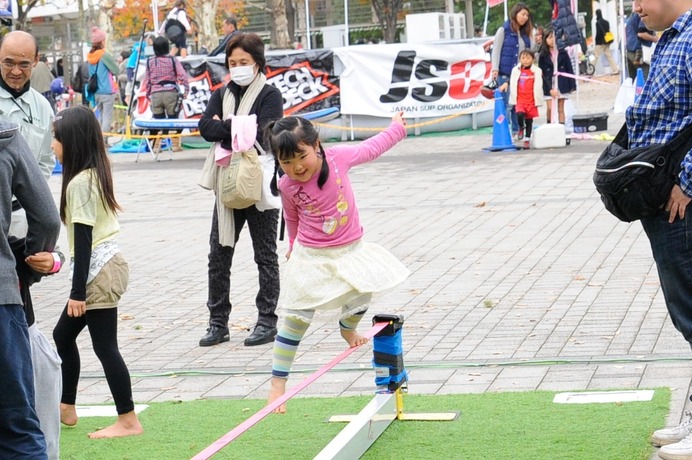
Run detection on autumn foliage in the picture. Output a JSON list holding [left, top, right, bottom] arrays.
[[113, 0, 247, 40], [113, 0, 155, 39], [215, 0, 248, 30]]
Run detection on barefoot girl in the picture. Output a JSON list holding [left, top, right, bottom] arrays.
[[265, 112, 410, 412], [51, 106, 143, 439]]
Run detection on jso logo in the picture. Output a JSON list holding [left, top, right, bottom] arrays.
[[379, 51, 490, 103]]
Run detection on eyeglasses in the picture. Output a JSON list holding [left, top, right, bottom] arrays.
[[0, 60, 34, 71]]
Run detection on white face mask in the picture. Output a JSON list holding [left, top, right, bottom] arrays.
[[231, 65, 256, 86]]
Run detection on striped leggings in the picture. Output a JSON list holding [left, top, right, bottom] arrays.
[[271, 306, 367, 379]]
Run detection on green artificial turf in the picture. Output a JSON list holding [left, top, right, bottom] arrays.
[[60, 389, 669, 460]]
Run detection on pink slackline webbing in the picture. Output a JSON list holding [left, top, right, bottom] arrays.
[[191, 321, 390, 460]]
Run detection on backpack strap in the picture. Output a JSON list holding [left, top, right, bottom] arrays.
[[147, 56, 179, 87], [170, 56, 180, 89], [668, 123, 692, 155], [613, 123, 628, 149], [617, 122, 692, 153]]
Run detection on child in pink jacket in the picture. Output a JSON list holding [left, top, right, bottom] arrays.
[[265, 113, 410, 412]]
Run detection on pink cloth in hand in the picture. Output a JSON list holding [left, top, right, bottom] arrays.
[[215, 114, 258, 167]]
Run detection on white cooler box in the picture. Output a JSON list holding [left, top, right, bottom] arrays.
[[531, 123, 566, 149]]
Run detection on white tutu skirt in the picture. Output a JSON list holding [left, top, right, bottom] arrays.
[[278, 239, 409, 312]]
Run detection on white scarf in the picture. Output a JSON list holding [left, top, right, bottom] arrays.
[[198, 72, 267, 247]]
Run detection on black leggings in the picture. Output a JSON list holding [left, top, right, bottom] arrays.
[[516, 113, 533, 139], [53, 307, 135, 415]]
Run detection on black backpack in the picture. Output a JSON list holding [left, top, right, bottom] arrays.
[[87, 61, 100, 94], [164, 12, 185, 42], [593, 123, 692, 222]]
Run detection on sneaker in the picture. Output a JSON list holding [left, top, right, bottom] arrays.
[[244, 324, 277, 346], [659, 433, 692, 460], [517, 128, 524, 140], [523, 139, 530, 149], [652, 411, 692, 447], [199, 325, 230, 347]]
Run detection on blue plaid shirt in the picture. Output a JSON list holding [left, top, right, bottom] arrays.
[[626, 9, 692, 197]]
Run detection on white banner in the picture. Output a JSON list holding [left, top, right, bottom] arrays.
[[334, 43, 490, 118]]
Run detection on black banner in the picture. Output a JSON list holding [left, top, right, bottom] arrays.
[[133, 51, 340, 120]]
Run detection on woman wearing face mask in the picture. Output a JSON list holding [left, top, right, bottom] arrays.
[[197, 33, 282, 349]]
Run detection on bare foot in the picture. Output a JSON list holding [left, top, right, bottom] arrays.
[[268, 377, 287, 414], [341, 329, 368, 348], [88, 411, 143, 439], [60, 403, 78, 426]]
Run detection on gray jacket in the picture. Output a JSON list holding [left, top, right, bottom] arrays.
[[0, 120, 61, 306], [0, 85, 55, 178]]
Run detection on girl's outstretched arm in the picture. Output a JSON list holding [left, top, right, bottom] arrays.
[[392, 111, 406, 127], [339, 112, 407, 167]]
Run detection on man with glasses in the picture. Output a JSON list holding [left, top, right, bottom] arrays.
[[0, 31, 54, 202], [0, 30, 60, 460]]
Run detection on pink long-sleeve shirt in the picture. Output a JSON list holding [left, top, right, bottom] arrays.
[[279, 121, 407, 249]]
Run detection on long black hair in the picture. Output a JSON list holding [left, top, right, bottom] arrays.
[[265, 116, 329, 189], [539, 27, 556, 57], [54, 105, 121, 223]]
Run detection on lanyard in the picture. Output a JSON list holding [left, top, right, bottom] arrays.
[[11, 97, 32, 124]]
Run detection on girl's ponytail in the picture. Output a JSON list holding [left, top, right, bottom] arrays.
[[316, 143, 329, 189]]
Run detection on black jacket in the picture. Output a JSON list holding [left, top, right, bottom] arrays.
[[550, 0, 584, 50], [71, 61, 89, 93], [198, 79, 283, 152], [595, 18, 611, 45], [209, 31, 240, 57], [539, 49, 577, 96]]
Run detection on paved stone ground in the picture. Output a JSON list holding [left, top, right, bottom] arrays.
[[30, 76, 689, 458]]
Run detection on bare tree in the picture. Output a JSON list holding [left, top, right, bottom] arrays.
[[266, 0, 291, 49], [192, 0, 220, 53], [285, 0, 295, 43], [14, 0, 44, 30], [98, 0, 117, 52], [371, 0, 403, 43]]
